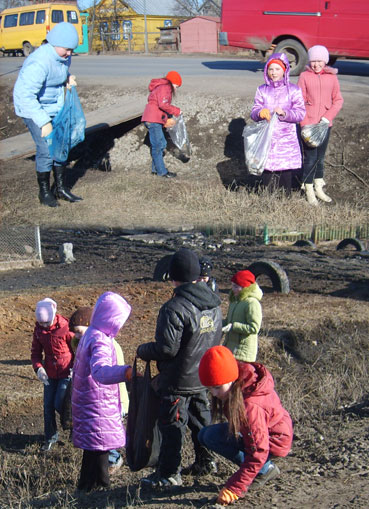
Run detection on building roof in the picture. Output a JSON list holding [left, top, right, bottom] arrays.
[[125, 0, 179, 16]]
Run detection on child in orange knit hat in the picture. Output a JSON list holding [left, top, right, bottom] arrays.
[[198, 346, 293, 505]]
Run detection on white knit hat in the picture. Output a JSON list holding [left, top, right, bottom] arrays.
[[35, 298, 57, 324]]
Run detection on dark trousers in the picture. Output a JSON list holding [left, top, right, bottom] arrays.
[[43, 377, 70, 441], [157, 390, 212, 477], [78, 450, 110, 492], [262, 170, 293, 195], [301, 127, 331, 184]]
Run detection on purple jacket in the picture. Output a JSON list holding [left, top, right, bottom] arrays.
[[72, 292, 131, 451], [251, 53, 305, 171]]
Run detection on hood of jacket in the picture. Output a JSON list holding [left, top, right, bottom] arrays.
[[304, 64, 338, 75], [148, 78, 170, 92], [264, 52, 290, 86], [229, 282, 263, 303], [238, 361, 275, 397], [90, 292, 131, 338], [174, 281, 221, 311]]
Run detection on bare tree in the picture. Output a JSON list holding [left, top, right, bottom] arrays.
[[173, 0, 221, 16]]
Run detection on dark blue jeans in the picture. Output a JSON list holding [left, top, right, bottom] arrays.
[[198, 422, 271, 474], [301, 127, 331, 184], [145, 122, 168, 176], [43, 377, 70, 441]]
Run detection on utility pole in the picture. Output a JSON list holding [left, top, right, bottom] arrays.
[[143, 0, 148, 54]]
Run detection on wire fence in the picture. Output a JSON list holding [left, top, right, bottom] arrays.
[[0, 225, 43, 271]]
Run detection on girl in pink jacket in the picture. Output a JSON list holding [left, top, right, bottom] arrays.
[[298, 45, 343, 204], [141, 71, 182, 178]]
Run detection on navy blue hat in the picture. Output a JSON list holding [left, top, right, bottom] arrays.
[[47, 22, 79, 50], [169, 248, 201, 282]]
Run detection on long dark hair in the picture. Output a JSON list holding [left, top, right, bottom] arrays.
[[211, 378, 247, 437], [165, 78, 176, 96]]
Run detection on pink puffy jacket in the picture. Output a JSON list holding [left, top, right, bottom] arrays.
[[141, 78, 180, 125], [72, 292, 131, 451], [298, 66, 343, 127]]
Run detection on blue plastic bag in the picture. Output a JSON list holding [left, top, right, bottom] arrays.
[[46, 86, 86, 163]]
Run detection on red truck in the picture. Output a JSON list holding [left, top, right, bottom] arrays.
[[220, 0, 369, 75]]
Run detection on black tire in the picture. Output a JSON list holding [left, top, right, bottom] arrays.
[[328, 56, 337, 66], [22, 42, 34, 57], [293, 239, 317, 249], [153, 254, 173, 282], [274, 39, 307, 76], [246, 259, 290, 294], [336, 238, 364, 252]]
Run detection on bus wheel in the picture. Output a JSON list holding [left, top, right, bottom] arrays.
[[22, 42, 34, 57], [274, 39, 307, 76]]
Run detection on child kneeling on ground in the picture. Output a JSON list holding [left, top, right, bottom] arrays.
[[198, 346, 293, 506]]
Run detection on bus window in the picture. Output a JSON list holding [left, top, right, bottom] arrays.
[[51, 10, 64, 23], [20, 12, 35, 26], [4, 14, 18, 27], [36, 10, 46, 24], [67, 11, 79, 24]]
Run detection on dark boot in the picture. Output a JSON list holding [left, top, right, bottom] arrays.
[[37, 172, 59, 207], [53, 165, 82, 202]]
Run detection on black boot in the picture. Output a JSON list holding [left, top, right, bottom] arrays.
[[37, 172, 59, 207], [53, 165, 82, 202]]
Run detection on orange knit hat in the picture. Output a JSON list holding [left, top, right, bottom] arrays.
[[267, 58, 286, 71], [199, 346, 239, 387], [166, 70, 182, 87]]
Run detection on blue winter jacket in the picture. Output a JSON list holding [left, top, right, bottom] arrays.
[[13, 43, 71, 128]]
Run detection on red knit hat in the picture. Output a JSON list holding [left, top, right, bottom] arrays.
[[267, 58, 286, 71], [231, 270, 255, 288], [166, 70, 182, 87], [199, 346, 239, 387]]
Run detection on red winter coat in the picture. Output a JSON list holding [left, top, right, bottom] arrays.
[[141, 78, 180, 125], [225, 362, 293, 497], [31, 314, 74, 379], [298, 66, 343, 127]]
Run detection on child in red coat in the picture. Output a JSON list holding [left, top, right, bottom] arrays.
[[198, 346, 293, 506], [31, 297, 74, 451], [141, 70, 182, 178]]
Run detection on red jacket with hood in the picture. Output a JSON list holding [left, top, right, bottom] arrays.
[[31, 314, 74, 379], [141, 78, 180, 125], [225, 362, 293, 497]]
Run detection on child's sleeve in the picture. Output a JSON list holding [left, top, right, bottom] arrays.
[[31, 327, 43, 373], [280, 86, 306, 123], [250, 87, 266, 122], [323, 76, 344, 123]]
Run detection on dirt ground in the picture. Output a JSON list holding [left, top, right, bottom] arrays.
[[0, 69, 369, 508]]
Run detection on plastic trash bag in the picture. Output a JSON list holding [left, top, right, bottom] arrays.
[[301, 122, 329, 148], [166, 113, 191, 158], [126, 358, 161, 472], [242, 113, 277, 175], [46, 86, 86, 163]]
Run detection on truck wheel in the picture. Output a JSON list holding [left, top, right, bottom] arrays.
[[153, 254, 173, 281], [246, 260, 290, 294], [274, 39, 307, 76], [22, 42, 34, 57], [336, 238, 364, 251]]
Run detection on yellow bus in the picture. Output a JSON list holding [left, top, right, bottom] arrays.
[[0, 2, 83, 56]]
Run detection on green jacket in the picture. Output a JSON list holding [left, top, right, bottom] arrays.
[[223, 283, 263, 362]]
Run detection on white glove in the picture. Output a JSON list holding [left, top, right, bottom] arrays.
[[222, 323, 232, 334], [41, 122, 53, 137], [67, 75, 77, 89], [37, 367, 49, 385], [320, 117, 329, 124]]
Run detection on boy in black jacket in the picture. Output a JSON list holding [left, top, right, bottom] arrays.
[[137, 248, 222, 489]]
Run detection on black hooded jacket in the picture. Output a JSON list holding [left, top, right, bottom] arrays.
[[137, 281, 222, 394]]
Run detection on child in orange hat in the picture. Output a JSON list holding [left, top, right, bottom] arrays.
[[198, 346, 293, 505], [141, 71, 182, 178], [222, 270, 262, 362]]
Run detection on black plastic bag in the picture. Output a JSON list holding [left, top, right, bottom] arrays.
[[126, 358, 161, 471]]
